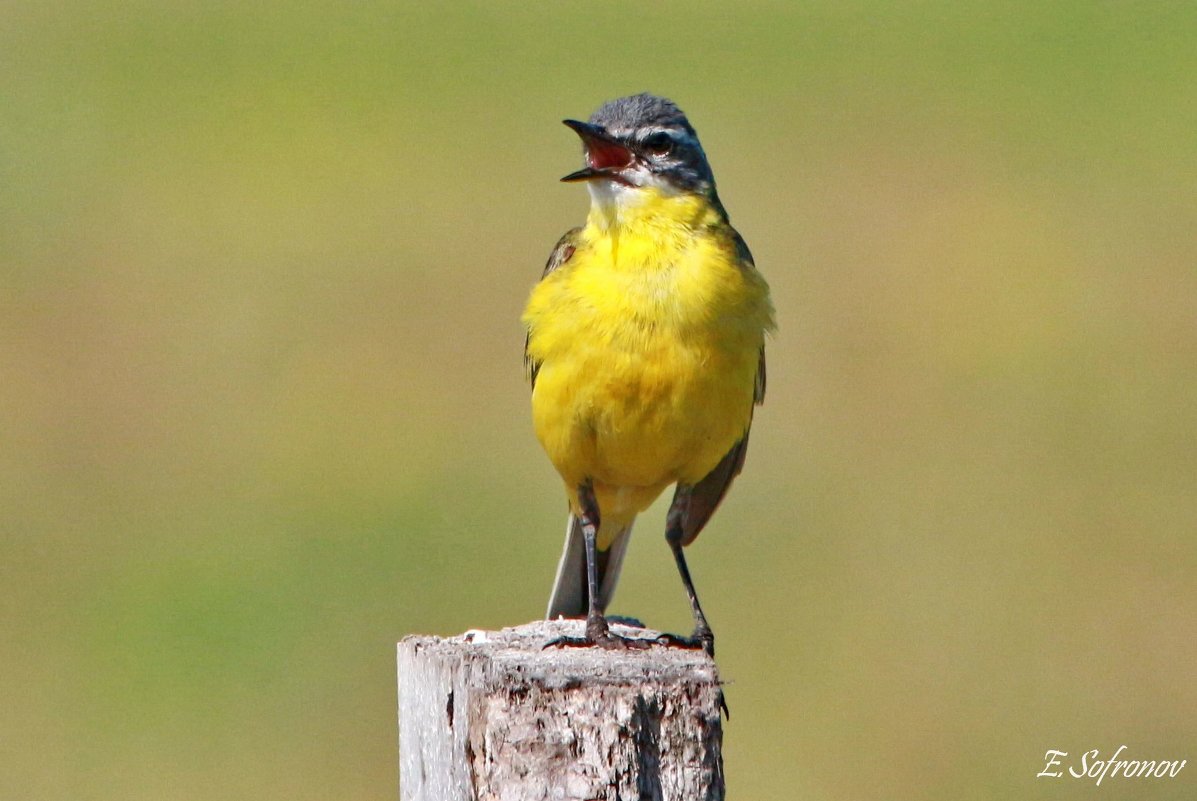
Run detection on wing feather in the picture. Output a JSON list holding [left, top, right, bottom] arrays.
[[524, 228, 581, 389], [731, 229, 767, 405], [673, 227, 767, 544], [676, 432, 751, 546]]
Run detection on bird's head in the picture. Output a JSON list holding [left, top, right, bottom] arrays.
[[561, 93, 719, 206]]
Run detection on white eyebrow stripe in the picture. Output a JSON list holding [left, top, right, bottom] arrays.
[[634, 127, 702, 152], [638, 126, 691, 139]]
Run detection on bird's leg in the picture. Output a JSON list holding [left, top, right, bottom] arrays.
[[658, 486, 716, 657], [546, 482, 649, 651], [578, 486, 617, 646]]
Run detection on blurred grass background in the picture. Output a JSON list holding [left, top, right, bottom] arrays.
[[2, 2, 1195, 800]]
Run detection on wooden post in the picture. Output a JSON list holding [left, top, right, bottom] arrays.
[[397, 619, 725, 801]]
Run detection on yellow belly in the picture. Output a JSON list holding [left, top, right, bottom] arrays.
[[532, 335, 755, 507], [524, 191, 773, 547]]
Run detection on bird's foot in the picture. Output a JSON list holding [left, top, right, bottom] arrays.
[[543, 616, 653, 651], [543, 633, 653, 650], [654, 626, 715, 658]]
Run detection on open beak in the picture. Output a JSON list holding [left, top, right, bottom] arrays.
[[560, 119, 634, 182]]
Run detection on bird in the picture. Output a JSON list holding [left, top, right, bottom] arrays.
[[522, 93, 775, 656]]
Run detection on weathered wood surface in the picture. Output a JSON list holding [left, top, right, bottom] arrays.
[[398, 619, 724, 801]]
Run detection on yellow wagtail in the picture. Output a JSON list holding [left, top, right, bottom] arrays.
[[522, 93, 775, 655]]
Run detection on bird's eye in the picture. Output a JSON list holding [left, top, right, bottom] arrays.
[[642, 132, 674, 156]]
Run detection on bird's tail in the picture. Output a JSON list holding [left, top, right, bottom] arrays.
[[546, 513, 634, 620]]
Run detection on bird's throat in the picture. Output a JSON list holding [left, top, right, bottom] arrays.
[[585, 182, 712, 235]]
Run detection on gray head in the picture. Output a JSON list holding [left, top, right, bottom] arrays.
[[560, 93, 719, 200]]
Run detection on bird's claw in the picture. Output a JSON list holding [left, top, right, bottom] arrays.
[[653, 627, 715, 658], [543, 617, 653, 651], [543, 633, 652, 651]]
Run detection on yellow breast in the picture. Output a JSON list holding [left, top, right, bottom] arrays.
[[523, 188, 773, 530]]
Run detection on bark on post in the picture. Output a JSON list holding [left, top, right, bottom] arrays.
[[397, 619, 725, 801]]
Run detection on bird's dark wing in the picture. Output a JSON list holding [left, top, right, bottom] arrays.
[[755, 346, 766, 405], [676, 432, 751, 546], [673, 229, 768, 545], [524, 228, 581, 389], [731, 229, 767, 406]]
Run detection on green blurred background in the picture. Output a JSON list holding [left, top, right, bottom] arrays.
[[3, 3, 1194, 799]]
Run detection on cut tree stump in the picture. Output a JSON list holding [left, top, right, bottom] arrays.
[[397, 619, 725, 801]]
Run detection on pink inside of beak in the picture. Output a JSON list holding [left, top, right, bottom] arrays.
[[586, 139, 633, 171]]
